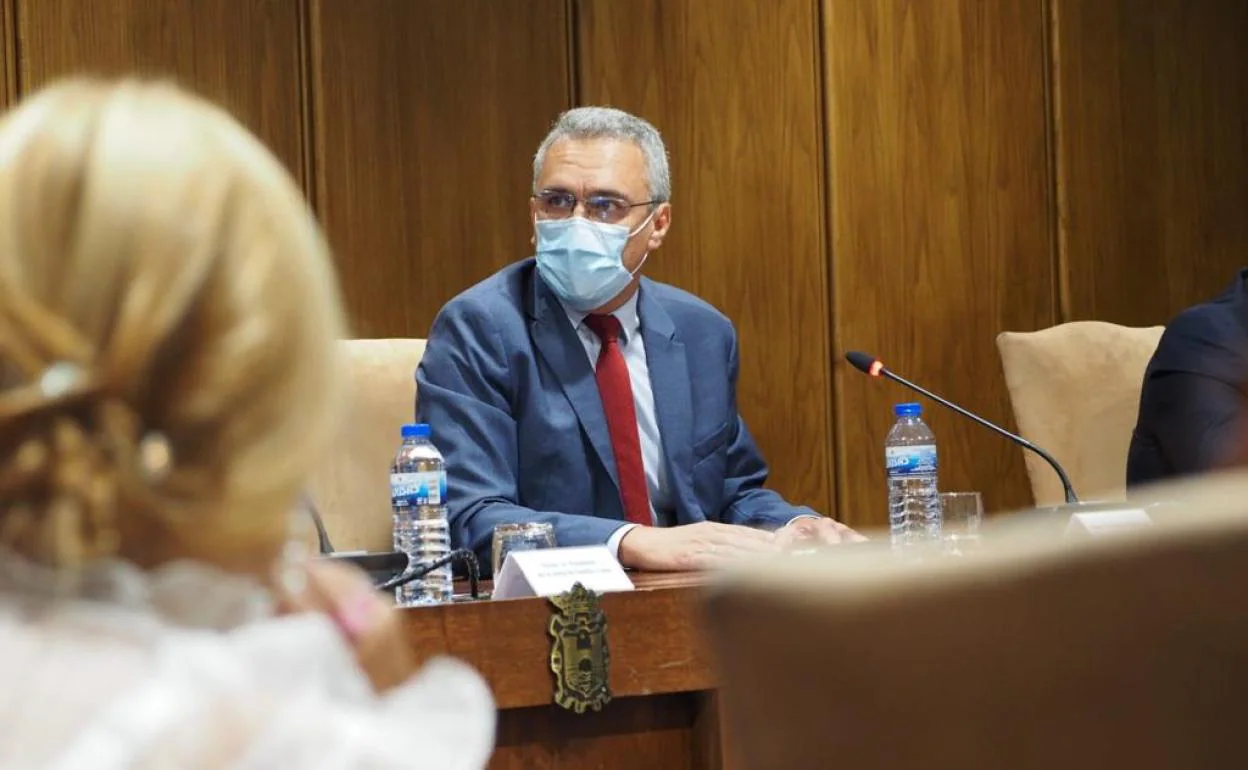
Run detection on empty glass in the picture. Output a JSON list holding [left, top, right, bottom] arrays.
[[940, 492, 984, 555], [491, 522, 557, 574]]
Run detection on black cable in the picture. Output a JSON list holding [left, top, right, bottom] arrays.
[[378, 548, 481, 600]]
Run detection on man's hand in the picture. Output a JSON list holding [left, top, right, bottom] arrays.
[[774, 516, 866, 550], [617, 521, 780, 571]]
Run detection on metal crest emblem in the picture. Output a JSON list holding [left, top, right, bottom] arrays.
[[548, 582, 612, 713]]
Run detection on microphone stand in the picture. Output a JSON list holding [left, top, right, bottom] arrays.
[[302, 496, 482, 601], [878, 366, 1079, 505], [309, 506, 335, 555], [378, 548, 483, 601], [298, 495, 336, 555]]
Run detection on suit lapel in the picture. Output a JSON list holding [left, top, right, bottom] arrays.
[[527, 273, 620, 492], [638, 284, 695, 523]]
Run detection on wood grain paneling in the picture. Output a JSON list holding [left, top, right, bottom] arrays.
[[15, 0, 307, 183], [0, 0, 13, 109], [494, 696, 702, 770], [310, 0, 571, 339], [403, 573, 713, 710], [1053, 0, 1248, 325], [403, 573, 725, 769], [8, 0, 1244, 529], [826, 0, 1057, 525], [575, 0, 835, 518]]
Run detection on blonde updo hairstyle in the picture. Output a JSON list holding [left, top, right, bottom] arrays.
[[0, 79, 346, 574]]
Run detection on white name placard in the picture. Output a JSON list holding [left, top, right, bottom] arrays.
[[1064, 508, 1153, 537], [492, 545, 635, 600]]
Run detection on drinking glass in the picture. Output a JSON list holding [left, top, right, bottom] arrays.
[[940, 492, 984, 555], [491, 522, 557, 574]]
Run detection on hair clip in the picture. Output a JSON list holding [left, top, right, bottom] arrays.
[[38, 361, 85, 400], [137, 430, 173, 482]]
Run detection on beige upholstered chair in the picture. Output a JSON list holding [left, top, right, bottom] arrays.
[[705, 470, 1248, 770], [306, 338, 427, 553], [996, 321, 1163, 505]]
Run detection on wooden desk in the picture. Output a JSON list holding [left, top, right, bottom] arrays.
[[400, 573, 727, 769]]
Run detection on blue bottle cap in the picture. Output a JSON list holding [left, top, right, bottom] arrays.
[[894, 402, 922, 417], [401, 423, 431, 439]]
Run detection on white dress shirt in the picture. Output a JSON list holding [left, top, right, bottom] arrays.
[[559, 292, 810, 560], [559, 292, 669, 555]]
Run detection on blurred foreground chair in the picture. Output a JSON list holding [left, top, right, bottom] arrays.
[[997, 321, 1163, 505], [705, 471, 1248, 770], [306, 338, 426, 553]]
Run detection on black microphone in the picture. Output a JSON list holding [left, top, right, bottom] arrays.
[[845, 350, 1079, 504]]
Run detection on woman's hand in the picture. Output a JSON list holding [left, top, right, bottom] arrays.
[[274, 556, 415, 694]]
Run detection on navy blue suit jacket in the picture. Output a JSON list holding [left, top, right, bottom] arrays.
[[415, 259, 813, 569], [1128, 268, 1248, 488]]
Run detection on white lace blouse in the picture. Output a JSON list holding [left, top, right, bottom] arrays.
[[0, 552, 495, 769]]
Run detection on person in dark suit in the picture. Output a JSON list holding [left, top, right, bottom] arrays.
[[1127, 268, 1248, 488], [416, 107, 860, 573]]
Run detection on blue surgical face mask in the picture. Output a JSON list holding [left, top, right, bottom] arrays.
[[534, 212, 655, 312]]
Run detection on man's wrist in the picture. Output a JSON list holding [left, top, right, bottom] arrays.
[[784, 514, 821, 528], [607, 523, 639, 560]]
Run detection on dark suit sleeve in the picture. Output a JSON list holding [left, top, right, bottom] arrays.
[[1140, 371, 1246, 476], [416, 298, 624, 571], [717, 329, 819, 530], [1133, 304, 1248, 481]]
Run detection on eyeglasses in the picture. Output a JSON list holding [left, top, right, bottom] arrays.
[[533, 190, 659, 225]]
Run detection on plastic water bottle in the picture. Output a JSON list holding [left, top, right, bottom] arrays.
[[885, 402, 942, 548], [390, 423, 452, 606]]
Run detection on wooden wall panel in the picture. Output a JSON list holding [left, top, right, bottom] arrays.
[[15, 0, 307, 184], [575, 0, 835, 517], [826, 0, 1057, 525], [0, 0, 13, 109], [6, 0, 1243, 532], [310, 0, 571, 339], [1053, 0, 1248, 325]]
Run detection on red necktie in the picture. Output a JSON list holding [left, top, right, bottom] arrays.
[[584, 314, 652, 526]]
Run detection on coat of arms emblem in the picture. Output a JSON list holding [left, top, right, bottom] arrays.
[[548, 582, 612, 713]]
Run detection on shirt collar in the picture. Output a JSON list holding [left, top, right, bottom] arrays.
[[558, 290, 642, 345]]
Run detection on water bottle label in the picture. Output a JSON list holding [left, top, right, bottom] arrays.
[[886, 445, 937, 476], [390, 471, 445, 506]]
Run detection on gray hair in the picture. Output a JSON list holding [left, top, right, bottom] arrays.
[[532, 106, 672, 202]]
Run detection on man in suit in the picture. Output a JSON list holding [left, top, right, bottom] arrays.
[[1128, 268, 1248, 488], [416, 107, 860, 573]]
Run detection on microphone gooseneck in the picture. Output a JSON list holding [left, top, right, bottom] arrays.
[[379, 548, 482, 601], [300, 496, 335, 555], [305, 496, 482, 600], [845, 350, 1079, 504]]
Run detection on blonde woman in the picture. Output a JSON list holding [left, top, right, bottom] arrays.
[[0, 79, 494, 768]]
